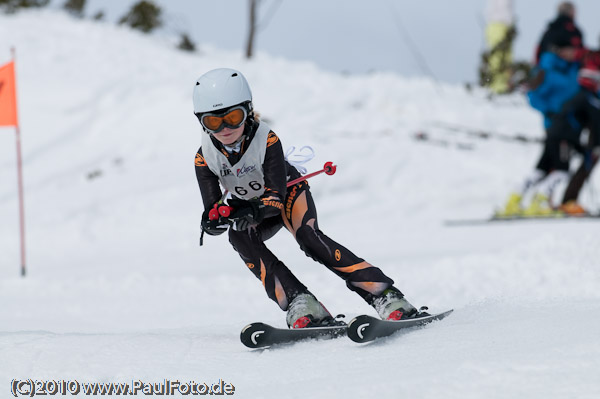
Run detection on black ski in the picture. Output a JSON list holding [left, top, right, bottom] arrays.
[[347, 310, 454, 343], [240, 322, 347, 349], [413, 131, 474, 151], [432, 122, 544, 144], [445, 213, 600, 226]]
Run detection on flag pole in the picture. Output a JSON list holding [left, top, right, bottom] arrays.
[[11, 47, 26, 277], [15, 124, 26, 277]]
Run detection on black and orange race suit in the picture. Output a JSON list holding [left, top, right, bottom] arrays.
[[195, 119, 395, 311]]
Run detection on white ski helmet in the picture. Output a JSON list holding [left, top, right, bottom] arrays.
[[193, 68, 253, 114]]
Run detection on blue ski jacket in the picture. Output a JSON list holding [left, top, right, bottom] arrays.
[[527, 51, 580, 129]]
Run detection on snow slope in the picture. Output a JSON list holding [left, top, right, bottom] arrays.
[[1, 10, 599, 399]]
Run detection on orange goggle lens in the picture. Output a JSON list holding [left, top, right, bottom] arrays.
[[200, 107, 247, 132]]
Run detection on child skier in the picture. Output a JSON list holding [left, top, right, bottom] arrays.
[[194, 68, 426, 328]]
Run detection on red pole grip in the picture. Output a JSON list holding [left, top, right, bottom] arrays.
[[208, 203, 220, 221], [209, 204, 233, 220], [218, 205, 233, 217], [323, 161, 337, 175]]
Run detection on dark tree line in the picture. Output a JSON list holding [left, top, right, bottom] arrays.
[[1, 0, 283, 57], [0, 0, 49, 13]]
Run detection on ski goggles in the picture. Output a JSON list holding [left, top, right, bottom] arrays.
[[196, 106, 247, 134]]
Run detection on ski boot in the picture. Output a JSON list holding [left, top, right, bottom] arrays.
[[495, 192, 523, 218], [559, 201, 587, 215], [523, 193, 561, 217], [371, 287, 426, 321], [286, 293, 343, 329]]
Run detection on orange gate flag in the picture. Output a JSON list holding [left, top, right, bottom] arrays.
[[0, 60, 18, 126]]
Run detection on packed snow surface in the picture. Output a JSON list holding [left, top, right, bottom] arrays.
[[1, 11, 599, 399]]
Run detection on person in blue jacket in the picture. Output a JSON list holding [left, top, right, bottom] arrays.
[[528, 51, 580, 130]]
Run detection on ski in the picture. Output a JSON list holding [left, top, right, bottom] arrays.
[[412, 131, 474, 151], [445, 213, 600, 226], [240, 322, 347, 349], [432, 122, 544, 144], [347, 310, 454, 343]]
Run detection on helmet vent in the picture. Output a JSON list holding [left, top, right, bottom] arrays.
[[231, 73, 238, 77], [196, 82, 200, 85]]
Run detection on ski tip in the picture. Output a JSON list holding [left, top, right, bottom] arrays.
[[240, 322, 271, 349], [422, 308, 454, 320], [346, 315, 378, 343], [347, 309, 454, 344], [438, 309, 454, 319], [240, 322, 348, 349]]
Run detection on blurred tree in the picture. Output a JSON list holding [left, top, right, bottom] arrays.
[[245, 0, 257, 58], [177, 33, 196, 52], [92, 10, 104, 21], [118, 0, 162, 33], [63, 0, 85, 18], [245, 0, 281, 59], [0, 0, 49, 14]]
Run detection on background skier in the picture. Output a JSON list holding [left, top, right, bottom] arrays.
[[497, 1, 590, 216]]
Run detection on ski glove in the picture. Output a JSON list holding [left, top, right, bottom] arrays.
[[226, 198, 265, 231], [201, 208, 228, 236]]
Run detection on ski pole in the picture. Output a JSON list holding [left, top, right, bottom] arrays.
[[209, 161, 337, 221], [286, 161, 337, 187]]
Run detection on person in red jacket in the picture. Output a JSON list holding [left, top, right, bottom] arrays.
[[194, 68, 428, 328]]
